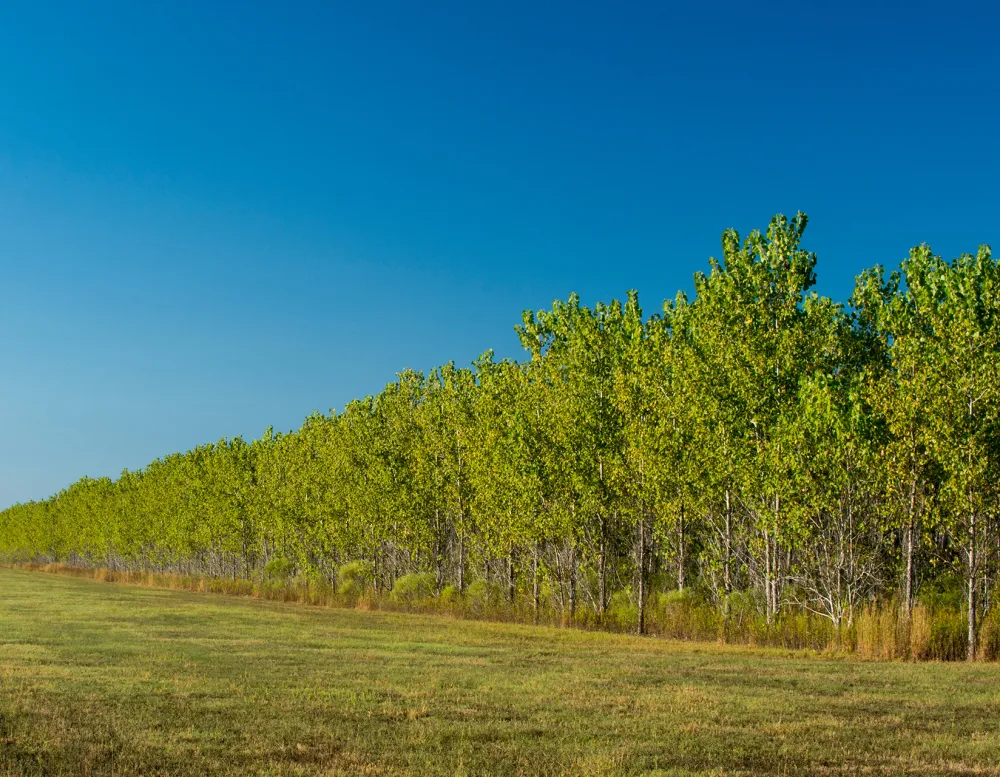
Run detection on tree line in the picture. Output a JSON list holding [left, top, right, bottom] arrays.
[[3, 213, 998, 659]]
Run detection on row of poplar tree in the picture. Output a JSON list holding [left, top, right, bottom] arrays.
[[2, 213, 999, 658]]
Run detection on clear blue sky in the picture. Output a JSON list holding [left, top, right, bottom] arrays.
[[1, 1, 997, 507]]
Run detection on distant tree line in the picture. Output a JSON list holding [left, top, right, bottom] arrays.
[[3, 213, 998, 659]]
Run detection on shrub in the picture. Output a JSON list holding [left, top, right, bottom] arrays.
[[651, 588, 720, 641], [464, 580, 503, 614], [919, 577, 966, 611], [337, 560, 372, 598], [537, 580, 558, 611], [390, 572, 436, 605], [264, 557, 293, 581], [439, 584, 460, 606], [723, 590, 762, 629], [607, 588, 638, 631]]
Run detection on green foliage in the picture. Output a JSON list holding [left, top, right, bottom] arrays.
[[438, 584, 460, 605], [918, 577, 967, 612], [607, 588, 639, 630], [336, 560, 371, 597], [464, 579, 502, 609], [264, 557, 293, 581], [390, 572, 436, 604]]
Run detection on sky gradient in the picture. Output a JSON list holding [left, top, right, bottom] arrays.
[[2, 0, 998, 507]]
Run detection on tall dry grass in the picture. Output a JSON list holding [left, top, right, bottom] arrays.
[[851, 602, 966, 661]]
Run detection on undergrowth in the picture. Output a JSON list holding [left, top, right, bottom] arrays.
[[9, 561, 995, 661]]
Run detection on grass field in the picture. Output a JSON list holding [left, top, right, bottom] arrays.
[[1, 569, 999, 776]]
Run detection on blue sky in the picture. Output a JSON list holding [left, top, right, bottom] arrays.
[[1, 0, 997, 506]]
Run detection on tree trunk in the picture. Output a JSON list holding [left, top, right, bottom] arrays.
[[599, 515, 608, 615], [905, 479, 916, 616], [532, 543, 540, 623], [905, 521, 915, 616], [968, 509, 977, 662], [507, 553, 516, 603], [677, 503, 686, 592], [772, 539, 781, 618], [568, 544, 577, 620], [435, 509, 443, 593], [763, 526, 772, 622], [770, 495, 781, 618], [724, 489, 733, 596], [637, 516, 647, 635], [458, 534, 465, 593]]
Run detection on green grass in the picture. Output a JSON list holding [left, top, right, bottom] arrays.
[[1, 569, 999, 776]]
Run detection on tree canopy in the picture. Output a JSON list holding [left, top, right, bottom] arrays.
[[3, 213, 997, 658]]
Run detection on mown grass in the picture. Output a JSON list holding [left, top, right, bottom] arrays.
[[1, 568, 999, 776]]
